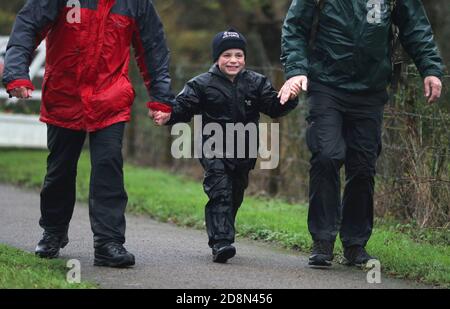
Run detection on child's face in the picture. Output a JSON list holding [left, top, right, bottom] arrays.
[[217, 49, 246, 81]]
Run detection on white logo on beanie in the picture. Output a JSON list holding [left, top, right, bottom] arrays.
[[222, 32, 240, 39]]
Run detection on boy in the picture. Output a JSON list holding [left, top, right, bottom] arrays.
[[151, 28, 298, 263]]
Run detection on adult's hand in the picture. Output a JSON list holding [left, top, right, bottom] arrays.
[[9, 86, 33, 99], [424, 76, 442, 104], [278, 75, 308, 105]]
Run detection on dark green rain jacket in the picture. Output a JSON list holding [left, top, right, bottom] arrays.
[[281, 0, 444, 93]]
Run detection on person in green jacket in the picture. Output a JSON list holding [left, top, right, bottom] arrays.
[[279, 0, 444, 267]]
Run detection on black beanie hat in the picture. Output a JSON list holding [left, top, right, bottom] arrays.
[[212, 28, 247, 62]]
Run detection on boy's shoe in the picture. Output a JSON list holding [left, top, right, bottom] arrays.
[[35, 231, 69, 259], [308, 240, 334, 267], [94, 243, 135, 268], [212, 242, 236, 264], [343, 245, 376, 267]]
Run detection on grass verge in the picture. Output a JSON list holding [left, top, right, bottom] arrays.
[[0, 244, 96, 289]]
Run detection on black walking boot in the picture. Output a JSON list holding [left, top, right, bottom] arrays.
[[94, 243, 135, 268], [308, 240, 334, 267], [343, 245, 376, 267], [35, 231, 69, 259], [212, 242, 236, 264]]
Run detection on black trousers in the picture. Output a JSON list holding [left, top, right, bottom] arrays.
[[306, 82, 387, 248], [39, 122, 128, 248], [201, 158, 251, 247]]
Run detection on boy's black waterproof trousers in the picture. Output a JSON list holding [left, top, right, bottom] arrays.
[[200, 158, 253, 247]]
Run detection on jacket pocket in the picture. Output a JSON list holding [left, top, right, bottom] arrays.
[[88, 74, 135, 121]]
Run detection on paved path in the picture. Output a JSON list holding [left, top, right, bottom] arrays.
[[0, 184, 429, 289]]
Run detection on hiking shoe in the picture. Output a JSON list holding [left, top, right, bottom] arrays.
[[212, 242, 236, 263], [343, 246, 376, 267], [94, 243, 135, 268], [308, 240, 334, 267], [35, 231, 69, 259]]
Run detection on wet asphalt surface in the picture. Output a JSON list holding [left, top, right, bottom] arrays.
[[0, 184, 430, 289]]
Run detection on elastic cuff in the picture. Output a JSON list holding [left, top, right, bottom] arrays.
[[147, 102, 173, 113], [422, 71, 443, 80], [6, 79, 35, 92], [285, 68, 308, 80]]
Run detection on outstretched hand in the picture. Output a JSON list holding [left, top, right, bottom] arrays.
[[148, 109, 171, 126], [278, 75, 308, 105]]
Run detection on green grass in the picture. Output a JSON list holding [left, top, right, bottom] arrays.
[[0, 149, 449, 287], [0, 244, 96, 289]]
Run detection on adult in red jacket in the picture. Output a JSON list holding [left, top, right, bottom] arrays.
[[3, 0, 174, 267]]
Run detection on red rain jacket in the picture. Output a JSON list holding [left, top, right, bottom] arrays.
[[3, 0, 173, 132]]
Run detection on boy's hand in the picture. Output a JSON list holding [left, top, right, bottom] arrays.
[[155, 111, 171, 125], [9, 86, 33, 99], [148, 108, 157, 120], [278, 75, 308, 105], [148, 109, 171, 126]]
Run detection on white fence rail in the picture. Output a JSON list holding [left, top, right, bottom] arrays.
[[0, 113, 47, 149]]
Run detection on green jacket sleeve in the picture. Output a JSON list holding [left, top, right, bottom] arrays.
[[281, 0, 316, 79], [393, 0, 444, 79]]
